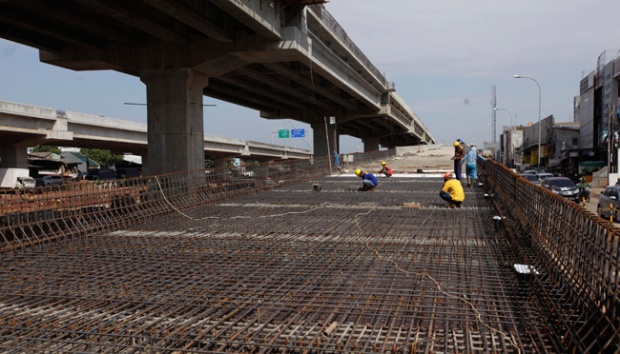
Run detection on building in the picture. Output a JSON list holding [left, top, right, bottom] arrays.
[[576, 51, 620, 178], [499, 126, 523, 168], [518, 115, 554, 169]]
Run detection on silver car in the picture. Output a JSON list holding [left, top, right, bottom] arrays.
[[535, 172, 554, 182], [540, 177, 579, 202], [597, 186, 620, 221], [519, 174, 541, 186]]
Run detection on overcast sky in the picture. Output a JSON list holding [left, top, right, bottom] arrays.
[[1, 1, 620, 153]]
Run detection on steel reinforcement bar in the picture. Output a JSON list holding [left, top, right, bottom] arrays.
[[0, 156, 331, 252], [0, 176, 563, 353], [0, 155, 618, 352], [479, 159, 620, 353]]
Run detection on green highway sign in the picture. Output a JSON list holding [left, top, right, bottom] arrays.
[[278, 129, 290, 138]]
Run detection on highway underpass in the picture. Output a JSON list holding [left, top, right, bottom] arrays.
[[0, 152, 618, 353]]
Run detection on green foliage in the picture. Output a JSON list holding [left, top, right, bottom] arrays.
[[80, 148, 124, 168], [33, 145, 61, 154], [204, 159, 215, 168]]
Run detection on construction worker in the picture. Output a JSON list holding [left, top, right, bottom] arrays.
[[355, 169, 379, 191], [440, 172, 465, 208], [333, 151, 342, 171], [378, 161, 393, 177], [451, 140, 464, 180], [463, 144, 478, 187]]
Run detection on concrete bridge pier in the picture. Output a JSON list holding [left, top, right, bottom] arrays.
[[213, 158, 229, 170], [311, 120, 339, 158], [0, 146, 29, 169], [141, 69, 209, 176], [363, 137, 380, 152]]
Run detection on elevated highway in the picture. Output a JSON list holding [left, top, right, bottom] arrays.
[[0, 100, 312, 163], [0, 0, 435, 175]]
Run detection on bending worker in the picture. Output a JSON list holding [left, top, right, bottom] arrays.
[[378, 161, 393, 177], [355, 169, 379, 191], [439, 172, 465, 208], [463, 144, 478, 187]]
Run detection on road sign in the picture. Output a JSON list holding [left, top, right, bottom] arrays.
[[278, 129, 290, 138], [291, 128, 305, 138]]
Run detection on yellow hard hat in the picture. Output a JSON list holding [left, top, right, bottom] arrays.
[[453, 141, 460, 147], [355, 169, 362, 176], [381, 161, 386, 166]]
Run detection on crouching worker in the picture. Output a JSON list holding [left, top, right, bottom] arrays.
[[378, 161, 393, 177], [355, 169, 379, 191], [439, 172, 465, 208]]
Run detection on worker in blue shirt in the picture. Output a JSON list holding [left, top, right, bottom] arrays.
[[333, 151, 342, 171], [462, 144, 478, 187], [355, 169, 378, 191]]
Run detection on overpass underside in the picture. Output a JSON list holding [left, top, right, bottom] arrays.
[[0, 158, 617, 353]]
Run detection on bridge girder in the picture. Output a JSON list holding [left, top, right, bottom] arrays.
[[0, 0, 434, 154]]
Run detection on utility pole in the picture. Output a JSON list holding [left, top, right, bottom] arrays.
[[491, 86, 497, 158], [608, 103, 613, 177]]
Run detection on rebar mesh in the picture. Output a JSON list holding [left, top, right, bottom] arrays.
[[0, 156, 617, 353]]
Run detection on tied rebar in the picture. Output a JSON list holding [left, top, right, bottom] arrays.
[[0, 155, 617, 353]]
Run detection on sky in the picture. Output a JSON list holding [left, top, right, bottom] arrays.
[[1, 0, 620, 153]]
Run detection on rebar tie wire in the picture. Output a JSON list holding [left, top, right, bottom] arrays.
[[352, 205, 522, 354], [156, 174, 521, 352], [154, 176, 329, 220]]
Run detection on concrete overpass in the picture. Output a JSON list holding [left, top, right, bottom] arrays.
[[0, 100, 312, 172], [0, 0, 435, 175]]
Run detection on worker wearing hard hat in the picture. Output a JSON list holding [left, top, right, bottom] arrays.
[[451, 140, 464, 180], [378, 161, 393, 177], [440, 172, 465, 208], [355, 169, 379, 191]]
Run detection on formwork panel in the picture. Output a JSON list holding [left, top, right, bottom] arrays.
[[0, 177, 563, 353]]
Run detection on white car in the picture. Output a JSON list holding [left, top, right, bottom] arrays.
[[15, 176, 36, 190]]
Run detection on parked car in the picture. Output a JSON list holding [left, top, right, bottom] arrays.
[[15, 176, 36, 190], [519, 174, 541, 186], [540, 177, 579, 202], [597, 185, 620, 221], [36, 175, 64, 188]]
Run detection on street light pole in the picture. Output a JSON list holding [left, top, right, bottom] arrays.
[[494, 108, 514, 166], [513, 75, 542, 169]]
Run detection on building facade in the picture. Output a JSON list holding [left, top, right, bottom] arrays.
[[577, 51, 620, 175]]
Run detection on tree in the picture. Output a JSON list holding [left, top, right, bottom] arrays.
[[80, 148, 124, 168], [33, 145, 61, 154]]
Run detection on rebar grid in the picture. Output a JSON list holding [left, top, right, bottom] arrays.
[[0, 157, 330, 252], [480, 161, 620, 353], [0, 176, 564, 353]]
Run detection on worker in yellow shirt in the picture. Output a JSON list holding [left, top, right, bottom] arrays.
[[439, 172, 465, 208]]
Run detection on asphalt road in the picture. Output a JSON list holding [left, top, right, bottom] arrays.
[[584, 187, 608, 220]]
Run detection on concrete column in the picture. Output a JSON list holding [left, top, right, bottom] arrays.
[[141, 69, 209, 176], [363, 138, 380, 152], [311, 120, 338, 158], [214, 158, 229, 170], [140, 153, 149, 176], [0, 147, 29, 169]]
